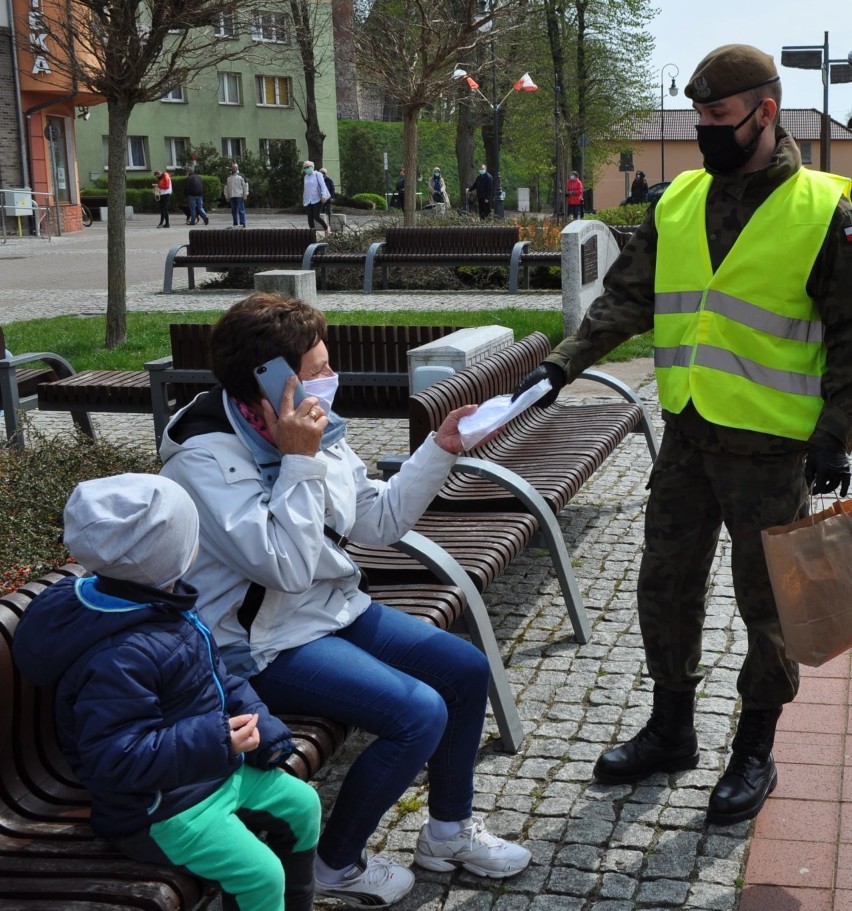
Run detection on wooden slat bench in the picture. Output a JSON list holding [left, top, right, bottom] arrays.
[[2, 539, 523, 905], [163, 228, 327, 293], [376, 331, 659, 638], [0, 326, 95, 450], [31, 324, 457, 449], [363, 226, 531, 294]]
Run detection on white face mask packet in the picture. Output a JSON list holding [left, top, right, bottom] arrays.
[[302, 373, 339, 414], [457, 378, 552, 449]]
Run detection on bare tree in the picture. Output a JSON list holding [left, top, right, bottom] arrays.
[[28, 1, 257, 347], [287, 0, 332, 164], [353, 0, 521, 225]]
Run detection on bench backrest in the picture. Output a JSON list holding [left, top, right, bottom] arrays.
[[408, 331, 552, 451], [169, 322, 458, 416], [186, 227, 316, 256], [384, 226, 520, 255]]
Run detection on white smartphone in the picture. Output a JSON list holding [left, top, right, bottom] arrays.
[[253, 357, 306, 415]]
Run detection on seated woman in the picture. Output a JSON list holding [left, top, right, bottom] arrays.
[[159, 293, 531, 908]]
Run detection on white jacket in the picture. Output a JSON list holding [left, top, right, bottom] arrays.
[[159, 389, 457, 677]]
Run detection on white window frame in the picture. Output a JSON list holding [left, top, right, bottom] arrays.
[[251, 11, 287, 43], [103, 135, 148, 170], [214, 11, 237, 37], [162, 86, 186, 103], [256, 75, 292, 108], [165, 137, 189, 169], [222, 137, 245, 159], [218, 72, 242, 105]]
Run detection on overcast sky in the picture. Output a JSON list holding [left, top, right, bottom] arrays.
[[648, 0, 852, 123]]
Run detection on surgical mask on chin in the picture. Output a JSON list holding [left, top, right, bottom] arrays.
[[302, 373, 339, 414], [695, 102, 764, 174]]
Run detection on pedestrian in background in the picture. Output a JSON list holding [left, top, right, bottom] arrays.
[[302, 160, 330, 236], [152, 169, 172, 228], [565, 170, 583, 220], [513, 43, 852, 827], [224, 162, 249, 228], [319, 168, 335, 225], [185, 167, 209, 226], [467, 164, 493, 219]]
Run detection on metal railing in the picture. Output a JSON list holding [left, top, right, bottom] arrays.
[[0, 189, 58, 243]]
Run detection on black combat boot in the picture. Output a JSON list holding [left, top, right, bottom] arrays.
[[593, 687, 699, 784], [706, 706, 782, 826]]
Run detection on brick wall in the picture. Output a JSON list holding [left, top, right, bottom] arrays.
[[0, 29, 25, 188]]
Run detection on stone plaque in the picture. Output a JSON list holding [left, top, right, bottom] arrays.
[[581, 235, 598, 285]]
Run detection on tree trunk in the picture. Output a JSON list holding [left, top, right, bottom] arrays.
[[291, 0, 326, 165], [402, 106, 420, 226], [105, 99, 130, 349], [455, 100, 476, 209]]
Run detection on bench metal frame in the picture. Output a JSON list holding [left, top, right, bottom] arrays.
[[163, 241, 328, 293]]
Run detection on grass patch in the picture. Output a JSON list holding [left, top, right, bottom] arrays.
[[6, 311, 652, 372]]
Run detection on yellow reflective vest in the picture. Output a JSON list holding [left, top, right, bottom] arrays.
[[654, 167, 850, 440]]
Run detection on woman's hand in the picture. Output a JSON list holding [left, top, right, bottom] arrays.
[[434, 403, 500, 455], [229, 713, 260, 754], [259, 374, 328, 456]]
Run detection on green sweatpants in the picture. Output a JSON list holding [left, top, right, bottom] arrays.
[[149, 764, 320, 911]]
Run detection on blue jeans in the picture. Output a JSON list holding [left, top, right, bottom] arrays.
[[251, 601, 489, 870], [188, 195, 208, 224], [230, 197, 246, 226]]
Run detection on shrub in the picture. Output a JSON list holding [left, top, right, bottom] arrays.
[[352, 193, 387, 211], [335, 195, 376, 210], [591, 204, 646, 227], [0, 421, 159, 591]]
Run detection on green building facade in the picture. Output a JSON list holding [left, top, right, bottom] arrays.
[[75, 8, 340, 193]]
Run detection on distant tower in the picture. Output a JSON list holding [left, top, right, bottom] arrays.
[[332, 0, 360, 119]]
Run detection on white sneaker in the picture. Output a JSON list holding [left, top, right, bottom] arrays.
[[414, 816, 531, 878], [315, 852, 415, 907]]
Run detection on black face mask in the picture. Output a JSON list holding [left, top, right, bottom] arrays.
[[695, 102, 764, 174]]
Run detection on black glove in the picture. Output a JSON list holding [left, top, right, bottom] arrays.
[[511, 362, 566, 408], [804, 444, 851, 496]]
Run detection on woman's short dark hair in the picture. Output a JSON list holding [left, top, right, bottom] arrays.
[[209, 293, 327, 402]]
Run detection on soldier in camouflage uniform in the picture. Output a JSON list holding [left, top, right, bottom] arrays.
[[515, 44, 852, 826]]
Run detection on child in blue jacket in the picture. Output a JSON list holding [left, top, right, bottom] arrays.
[[12, 473, 320, 911]]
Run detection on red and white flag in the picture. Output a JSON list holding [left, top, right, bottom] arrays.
[[513, 73, 538, 92], [466, 76, 480, 91]]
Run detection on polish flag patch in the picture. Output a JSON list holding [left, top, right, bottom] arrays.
[[845, 226, 852, 242]]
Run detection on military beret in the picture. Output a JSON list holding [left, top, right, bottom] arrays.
[[684, 44, 779, 103]]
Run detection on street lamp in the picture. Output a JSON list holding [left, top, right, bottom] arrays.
[[660, 63, 679, 183], [781, 31, 852, 172], [453, 67, 537, 217]]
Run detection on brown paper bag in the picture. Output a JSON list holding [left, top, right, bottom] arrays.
[[762, 498, 852, 667]]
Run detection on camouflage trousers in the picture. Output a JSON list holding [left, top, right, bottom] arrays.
[[637, 426, 807, 709]]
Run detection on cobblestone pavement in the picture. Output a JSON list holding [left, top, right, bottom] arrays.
[[11, 226, 750, 909]]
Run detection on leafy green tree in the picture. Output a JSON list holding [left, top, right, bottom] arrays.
[[341, 125, 384, 196]]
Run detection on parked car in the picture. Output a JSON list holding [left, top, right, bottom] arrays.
[[620, 180, 671, 206]]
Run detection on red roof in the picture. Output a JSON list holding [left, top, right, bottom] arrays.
[[623, 108, 852, 142]]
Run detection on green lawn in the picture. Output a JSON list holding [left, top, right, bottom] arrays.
[[5, 310, 652, 372]]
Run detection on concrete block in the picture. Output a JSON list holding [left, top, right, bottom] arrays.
[[329, 213, 347, 231], [254, 270, 317, 306], [95, 206, 134, 222], [407, 326, 513, 389]]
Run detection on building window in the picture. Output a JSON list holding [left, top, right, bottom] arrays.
[[162, 86, 186, 103], [166, 137, 189, 169], [251, 11, 287, 43], [800, 142, 812, 165], [256, 76, 291, 108], [103, 135, 148, 170], [218, 72, 242, 105], [214, 11, 237, 37], [222, 138, 245, 159]]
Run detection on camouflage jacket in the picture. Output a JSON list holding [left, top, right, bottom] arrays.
[[546, 128, 852, 454]]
